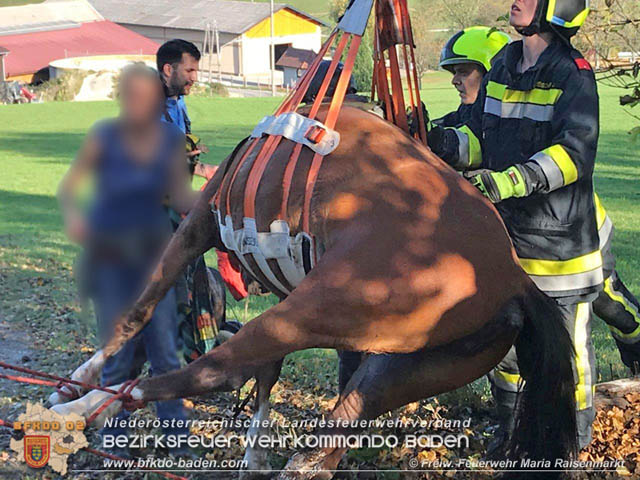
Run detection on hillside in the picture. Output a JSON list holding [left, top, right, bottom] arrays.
[[239, 0, 429, 22]]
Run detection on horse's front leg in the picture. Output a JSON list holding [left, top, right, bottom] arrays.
[[60, 178, 224, 393], [50, 381, 144, 426], [241, 360, 283, 479]]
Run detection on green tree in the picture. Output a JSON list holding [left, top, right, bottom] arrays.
[[410, 0, 511, 71], [579, 0, 640, 137], [329, 0, 374, 92]]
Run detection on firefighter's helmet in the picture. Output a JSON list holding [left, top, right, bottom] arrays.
[[516, 0, 590, 40], [439, 26, 511, 73]]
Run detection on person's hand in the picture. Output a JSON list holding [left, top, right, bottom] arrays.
[[194, 163, 218, 180], [64, 212, 87, 244], [408, 101, 431, 138], [467, 166, 528, 203], [426, 125, 446, 157], [186, 149, 202, 158]]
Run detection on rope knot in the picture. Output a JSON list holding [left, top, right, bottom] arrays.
[[55, 381, 81, 400], [86, 379, 145, 425], [120, 379, 147, 412]]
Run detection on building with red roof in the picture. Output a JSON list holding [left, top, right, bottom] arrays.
[[0, 20, 158, 82]]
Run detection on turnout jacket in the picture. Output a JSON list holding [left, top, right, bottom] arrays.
[[439, 39, 603, 302], [432, 103, 473, 129]]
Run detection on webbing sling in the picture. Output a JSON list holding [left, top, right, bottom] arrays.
[[212, 0, 425, 296], [372, 0, 427, 144]]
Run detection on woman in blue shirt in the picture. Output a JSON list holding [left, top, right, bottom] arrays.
[[57, 64, 196, 454]]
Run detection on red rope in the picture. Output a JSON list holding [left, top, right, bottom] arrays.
[[0, 360, 119, 395], [0, 418, 187, 480], [86, 379, 145, 425], [0, 372, 81, 400], [0, 361, 146, 423], [0, 372, 60, 388]]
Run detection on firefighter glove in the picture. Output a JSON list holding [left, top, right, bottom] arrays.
[[469, 166, 529, 203]]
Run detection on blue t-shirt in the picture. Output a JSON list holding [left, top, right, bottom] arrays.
[[162, 96, 190, 134], [88, 119, 184, 232]]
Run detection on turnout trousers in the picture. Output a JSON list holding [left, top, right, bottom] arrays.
[[594, 233, 640, 373], [489, 302, 596, 450]]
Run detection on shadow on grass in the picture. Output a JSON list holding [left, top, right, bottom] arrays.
[[0, 126, 256, 167], [0, 189, 78, 267], [0, 189, 62, 233], [0, 132, 85, 162]]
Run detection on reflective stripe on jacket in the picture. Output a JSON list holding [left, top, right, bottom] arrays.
[[594, 193, 613, 250]]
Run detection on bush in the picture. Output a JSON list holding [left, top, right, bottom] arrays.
[[32, 70, 89, 102], [189, 82, 229, 98], [351, 33, 374, 93]]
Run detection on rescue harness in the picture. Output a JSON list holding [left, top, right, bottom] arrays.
[[212, 0, 427, 297]]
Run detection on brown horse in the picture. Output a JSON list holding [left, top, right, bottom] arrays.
[[53, 105, 577, 477]]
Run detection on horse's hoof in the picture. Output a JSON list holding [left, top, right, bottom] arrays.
[[277, 452, 333, 480]]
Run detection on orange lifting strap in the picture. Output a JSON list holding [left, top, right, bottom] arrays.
[[373, 0, 427, 144], [214, 0, 425, 242]]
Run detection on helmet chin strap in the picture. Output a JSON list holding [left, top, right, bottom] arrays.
[[516, 21, 552, 37], [515, 0, 550, 37]]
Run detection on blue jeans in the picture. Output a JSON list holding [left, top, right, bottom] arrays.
[[92, 260, 188, 439]]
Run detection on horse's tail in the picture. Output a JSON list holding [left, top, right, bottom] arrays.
[[510, 284, 578, 463]]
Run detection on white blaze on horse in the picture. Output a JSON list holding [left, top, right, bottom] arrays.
[[51, 0, 579, 477]]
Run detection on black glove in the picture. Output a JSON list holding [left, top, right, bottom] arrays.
[[427, 125, 447, 156], [428, 126, 464, 166], [408, 101, 430, 138]]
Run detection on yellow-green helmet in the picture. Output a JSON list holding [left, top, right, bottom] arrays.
[[518, 0, 590, 39], [439, 27, 511, 73]]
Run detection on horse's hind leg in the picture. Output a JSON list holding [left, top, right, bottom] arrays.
[[240, 359, 283, 480], [279, 311, 521, 480]]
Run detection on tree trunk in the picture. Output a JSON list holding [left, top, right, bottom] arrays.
[[594, 377, 640, 410]]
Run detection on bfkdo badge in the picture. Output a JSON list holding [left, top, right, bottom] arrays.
[[24, 435, 50, 468]]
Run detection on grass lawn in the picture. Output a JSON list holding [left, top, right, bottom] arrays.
[[0, 72, 638, 394]]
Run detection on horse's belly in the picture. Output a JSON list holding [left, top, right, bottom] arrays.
[[216, 212, 315, 297]]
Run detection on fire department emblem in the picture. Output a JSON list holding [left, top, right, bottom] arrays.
[[24, 435, 50, 468]]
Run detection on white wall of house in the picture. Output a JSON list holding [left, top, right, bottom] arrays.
[[241, 32, 320, 76], [116, 23, 321, 78]]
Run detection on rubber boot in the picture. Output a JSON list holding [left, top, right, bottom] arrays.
[[487, 386, 518, 459]]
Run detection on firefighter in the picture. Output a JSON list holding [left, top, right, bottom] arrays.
[[427, 0, 601, 450], [436, 27, 640, 376], [433, 26, 511, 128], [592, 194, 640, 374]]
